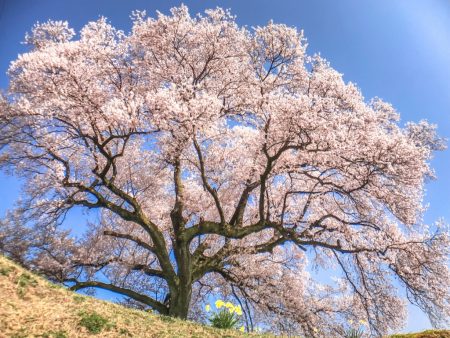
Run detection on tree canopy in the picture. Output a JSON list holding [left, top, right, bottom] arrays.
[[0, 6, 448, 337]]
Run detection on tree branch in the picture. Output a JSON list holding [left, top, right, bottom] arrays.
[[69, 280, 168, 314]]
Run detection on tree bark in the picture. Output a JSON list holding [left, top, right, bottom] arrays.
[[168, 281, 192, 318]]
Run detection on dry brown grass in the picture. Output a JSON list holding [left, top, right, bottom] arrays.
[[0, 255, 269, 338], [389, 331, 450, 338], [1, 255, 449, 338]]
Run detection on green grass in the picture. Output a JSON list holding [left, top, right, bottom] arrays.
[[37, 330, 68, 338], [78, 310, 111, 334], [16, 272, 38, 298]]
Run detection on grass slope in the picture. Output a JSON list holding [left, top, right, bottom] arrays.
[[0, 255, 268, 338], [0, 255, 448, 338], [390, 331, 450, 338]]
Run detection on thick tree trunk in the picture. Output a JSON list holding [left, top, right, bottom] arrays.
[[168, 281, 192, 319], [169, 159, 195, 319]]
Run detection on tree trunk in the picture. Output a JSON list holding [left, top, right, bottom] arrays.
[[168, 281, 192, 319]]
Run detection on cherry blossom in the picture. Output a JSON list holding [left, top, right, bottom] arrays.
[[0, 6, 448, 337]]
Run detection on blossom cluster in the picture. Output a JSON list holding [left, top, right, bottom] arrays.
[[0, 5, 448, 338]]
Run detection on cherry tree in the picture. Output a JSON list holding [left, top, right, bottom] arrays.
[[0, 6, 449, 337]]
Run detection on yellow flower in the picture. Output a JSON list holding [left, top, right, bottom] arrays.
[[359, 319, 368, 326], [205, 304, 211, 312], [348, 319, 354, 325], [239, 326, 245, 332], [235, 305, 243, 316], [228, 307, 235, 314], [215, 299, 225, 309], [225, 302, 234, 309]]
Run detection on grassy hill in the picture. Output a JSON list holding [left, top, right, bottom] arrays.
[[390, 332, 450, 338], [0, 255, 269, 338], [0, 255, 448, 338]]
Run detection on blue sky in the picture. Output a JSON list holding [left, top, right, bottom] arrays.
[[0, 0, 449, 333]]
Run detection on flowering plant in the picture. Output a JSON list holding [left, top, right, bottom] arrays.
[[343, 319, 368, 338], [205, 299, 244, 331]]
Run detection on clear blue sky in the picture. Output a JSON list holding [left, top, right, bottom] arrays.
[[0, 0, 449, 333]]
